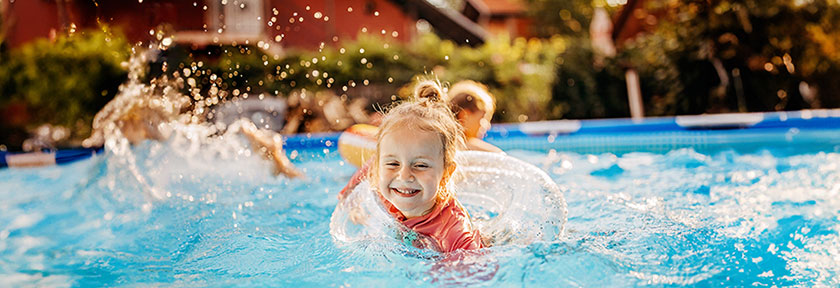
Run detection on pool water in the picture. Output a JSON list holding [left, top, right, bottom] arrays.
[[1, 136, 839, 286]]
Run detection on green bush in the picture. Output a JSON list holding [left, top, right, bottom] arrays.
[[5, 1, 839, 150], [284, 33, 566, 122], [161, 33, 567, 123], [0, 27, 130, 145], [302, 33, 566, 122], [136, 0, 840, 130], [529, 0, 840, 116]]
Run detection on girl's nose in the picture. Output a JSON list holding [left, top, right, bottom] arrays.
[[397, 165, 413, 182]]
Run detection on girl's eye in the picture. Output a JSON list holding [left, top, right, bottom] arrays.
[[414, 164, 429, 169], [385, 162, 399, 167]]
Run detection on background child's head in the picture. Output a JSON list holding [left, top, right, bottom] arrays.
[[445, 80, 496, 138], [373, 80, 466, 218]]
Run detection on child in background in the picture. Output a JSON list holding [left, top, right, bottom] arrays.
[[345, 81, 484, 253], [444, 81, 502, 153], [85, 83, 303, 179], [240, 120, 303, 178]]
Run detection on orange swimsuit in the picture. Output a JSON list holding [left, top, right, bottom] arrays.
[[379, 193, 484, 253], [340, 162, 484, 253]]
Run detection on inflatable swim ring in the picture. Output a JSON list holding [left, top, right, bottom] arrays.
[[337, 124, 378, 168], [330, 150, 567, 249]]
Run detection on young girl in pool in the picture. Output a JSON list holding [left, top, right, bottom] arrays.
[[344, 81, 484, 253], [339, 79, 501, 194]]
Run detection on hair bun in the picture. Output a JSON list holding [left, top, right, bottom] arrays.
[[414, 80, 444, 103]]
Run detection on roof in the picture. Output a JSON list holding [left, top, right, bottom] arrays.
[[478, 0, 526, 15], [398, 0, 490, 46]]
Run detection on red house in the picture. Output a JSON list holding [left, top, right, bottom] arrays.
[[1, 0, 519, 51]]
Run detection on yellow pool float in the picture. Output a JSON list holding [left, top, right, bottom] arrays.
[[337, 124, 378, 167]]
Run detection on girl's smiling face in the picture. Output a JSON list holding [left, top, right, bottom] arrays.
[[377, 127, 448, 218]]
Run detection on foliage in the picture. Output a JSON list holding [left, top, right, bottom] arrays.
[[526, 0, 596, 37], [527, 0, 840, 116], [648, 0, 840, 111], [6, 0, 839, 149], [0, 10, 8, 100], [552, 40, 630, 119], [0, 27, 130, 144], [525, 0, 642, 119], [162, 33, 567, 122]]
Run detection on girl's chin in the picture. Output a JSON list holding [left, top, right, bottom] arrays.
[[396, 208, 426, 218], [392, 202, 435, 218]]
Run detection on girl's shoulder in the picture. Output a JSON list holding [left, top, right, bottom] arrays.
[[466, 138, 503, 153]]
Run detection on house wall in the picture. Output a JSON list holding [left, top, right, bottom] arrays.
[[4, 0, 416, 50], [4, 0, 61, 48], [89, 1, 206, 41], [486, 16, 532, 39], [266, 0, 415, 50]]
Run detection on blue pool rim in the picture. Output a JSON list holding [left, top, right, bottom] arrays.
[[2, 109, 839, 168]]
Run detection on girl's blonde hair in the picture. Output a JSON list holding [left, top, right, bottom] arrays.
[[373, 80, 466, 203]]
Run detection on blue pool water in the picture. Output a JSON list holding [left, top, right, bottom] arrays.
[[2, 126, 840, 286]]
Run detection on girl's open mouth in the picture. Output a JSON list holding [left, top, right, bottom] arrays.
[[391, 187, 420, 197]]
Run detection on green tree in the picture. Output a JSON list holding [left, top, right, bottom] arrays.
[[527, 0, 596, 37], [643, 0, 840, 112], [529, 0, 840, 116]]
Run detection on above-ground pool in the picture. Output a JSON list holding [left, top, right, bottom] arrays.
[[1, 110, 839, 286]]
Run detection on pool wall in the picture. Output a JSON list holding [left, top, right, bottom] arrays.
[[280, 109, 840, 154], [3, 109, 839, 168]]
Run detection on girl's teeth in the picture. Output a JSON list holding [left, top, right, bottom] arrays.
[[394, 188, 417, 194]]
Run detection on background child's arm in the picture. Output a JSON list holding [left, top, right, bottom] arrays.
[[240, 120, 303, 178]]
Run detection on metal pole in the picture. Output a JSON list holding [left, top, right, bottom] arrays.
[[626, 68, 644, 120]]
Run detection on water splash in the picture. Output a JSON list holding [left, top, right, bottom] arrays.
[[81, 47, 273, 203], [2, 139, 839, 285]]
